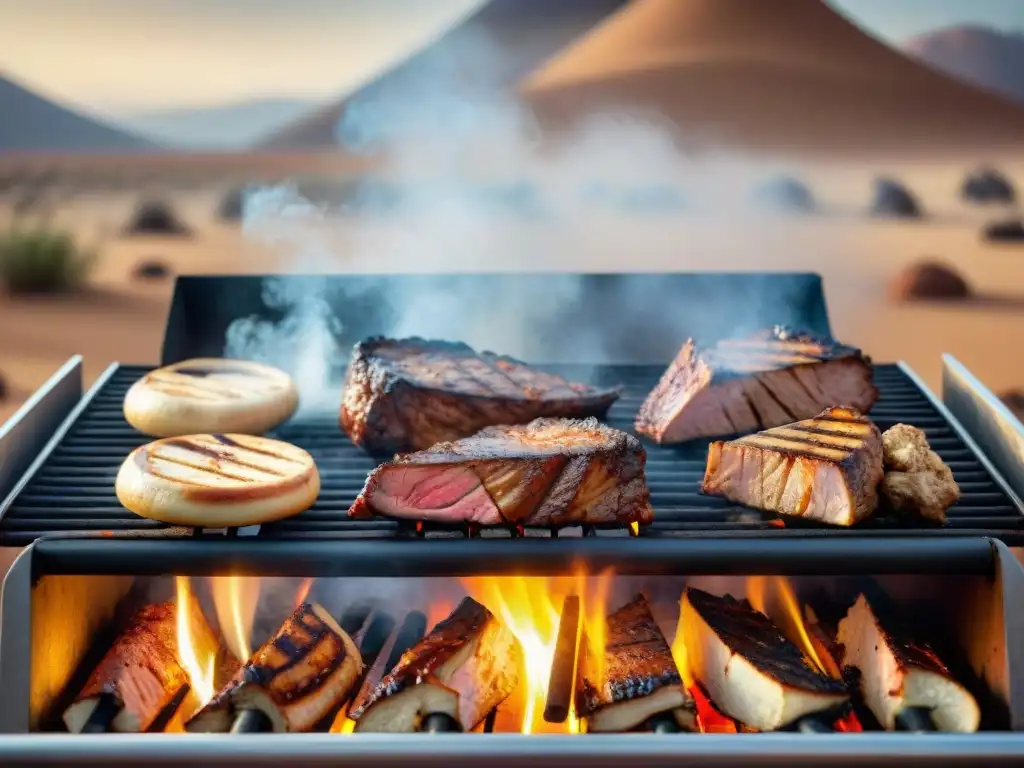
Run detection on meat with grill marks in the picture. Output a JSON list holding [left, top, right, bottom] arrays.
[[838, 593, 980, 732], [701, 406, 884, 527], [682, 588, 849, 731], [340, 337, 621, 455], [351, 597, 522, 733], [576, 595, 697, 732], [636, 327, 878, 444], [348, 417, 654, 527], [187, 603, 362, 733]]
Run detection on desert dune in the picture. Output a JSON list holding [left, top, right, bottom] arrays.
[[521, 0, 1024, 157]]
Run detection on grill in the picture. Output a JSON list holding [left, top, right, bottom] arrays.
[[1, 360, 1021, 545]]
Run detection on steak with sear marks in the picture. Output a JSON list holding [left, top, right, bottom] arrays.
[[348, 417, 654, 527], [636, 326, 877, 444], [340, 337, 621, 454]]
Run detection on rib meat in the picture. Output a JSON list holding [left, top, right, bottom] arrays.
[[351, 597, 522, 733], [682, 588, 848, 731], [576, 595, 697, 732], [340, 337, 620, 454], [701, 406, 884, 526], [636, 327, 878, 444], [349, 417, 654, 527]]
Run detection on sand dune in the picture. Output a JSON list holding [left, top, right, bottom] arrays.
[[521, 0, 1024, 157]]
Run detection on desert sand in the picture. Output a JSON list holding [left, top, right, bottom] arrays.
[[1, 153, 1024, 427]]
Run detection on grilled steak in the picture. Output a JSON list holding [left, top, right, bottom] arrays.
[[349, 417, 654, 527], [187, 603, 362, 734], [576, 595, 696, 732], [636, 327, 878, 444], [838, 593, 979, 733], [340, 337, 621, 454], [702, 406, 884, 526], [682, 588, 848, 731], [351, 597, 522, 733], [64, 598, 218, 733]]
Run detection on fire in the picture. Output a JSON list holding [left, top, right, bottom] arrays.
[[330, 703, 357, 734], [294, 578, 314, 608], [175, 576, 217, 707], [670, 602, 737, 734], [747, 576, 826, 675], [629, 522, 639, 536], [462, 571, 612, 734]]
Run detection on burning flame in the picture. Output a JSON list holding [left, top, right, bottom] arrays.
[[175, 576, 217, 707], [294, 578, 314, 608], [629, 522, 639, 536], [330, 703, 357, 734], [462, 571, 612, 734], [209, 576, 259, 663], [670, 601, 737, 734], [747, 576, 827, 675]]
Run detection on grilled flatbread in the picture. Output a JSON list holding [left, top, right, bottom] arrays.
[[116, 434, 319, 527], [123, 358, 298, 437]]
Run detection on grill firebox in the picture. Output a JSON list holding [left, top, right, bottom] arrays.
[[1, 538, 1023, 765]]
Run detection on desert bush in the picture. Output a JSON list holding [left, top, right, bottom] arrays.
[[962, 166, 1016, 205], [888, 260, 970, 301], [0, 228, 94, 294], [983, 218, 1024, 243], [123, 199, 192, 236], [751, 175, 815, 213], [870, 177, 922, 219]]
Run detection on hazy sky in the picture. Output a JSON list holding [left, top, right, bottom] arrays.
[[1, 0, 1022, 114]]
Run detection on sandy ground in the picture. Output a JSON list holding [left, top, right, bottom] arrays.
[[1, 157, 1023, 425]]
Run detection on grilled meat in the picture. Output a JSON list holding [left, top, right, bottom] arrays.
[[636, 327, 878, 444], [340, 337, 620, 454], [576, 595, 696, 733], [701, 406, 884, 526], [880, 424, 961, 523], [837, 593, 979, 733], [351, 597, 522, 733], [681, 588, 848, 731], [64, 598, 217, 733], [349, 417, 653, 527], [187, 603, 362, 734]]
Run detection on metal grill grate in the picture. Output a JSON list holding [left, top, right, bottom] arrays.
[[2, 363, 1022, 545]]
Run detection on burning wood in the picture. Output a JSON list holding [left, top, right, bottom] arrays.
[[837, 593, 980, 733], [351, 597, 522, 733], [63, 593, 218, 734], [186, 602, 362, 734], [681, 588, 848, 731], [575, 595, 696, 733]]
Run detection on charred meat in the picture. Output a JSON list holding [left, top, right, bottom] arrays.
[[340, 337, 620, 454], [64, 598, 217, 733], [837, 593, 979, 733], [636, 327, 877, 444], [702, 406, 884, 526], [880, 424, 961, 524], [187, 603, 362, 734], [576, 595, 696, 733], [351, 597, 522, 733], [681, 588, 848, 731], [349, 417, 653, 527]]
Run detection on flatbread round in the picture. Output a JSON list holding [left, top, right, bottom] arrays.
[[123, 358, 298, 437], [116, 434, 320, 527]]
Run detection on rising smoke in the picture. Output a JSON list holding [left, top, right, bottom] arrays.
[[224, 23, 820, 415]]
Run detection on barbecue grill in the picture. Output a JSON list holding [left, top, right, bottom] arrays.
[[2, 272, 1024, 765]]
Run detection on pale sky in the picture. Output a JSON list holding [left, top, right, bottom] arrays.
[[1, 0, 1022, 115]]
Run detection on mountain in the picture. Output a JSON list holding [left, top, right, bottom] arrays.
[[259, 0, 628, 149], [905, 25, 1024, 105], [117, 98, 320, 150], [0, 73, 155, 153], [520, 0, 1024, 156]]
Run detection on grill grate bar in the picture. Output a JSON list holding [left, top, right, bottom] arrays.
[[2, 363, 1022, 545]]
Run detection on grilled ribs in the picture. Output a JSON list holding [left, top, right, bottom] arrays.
[[636, 327, 878, 444], [702, 406, 884, 526], [340, 337, 621, 454], [349, 417, 654, 527]]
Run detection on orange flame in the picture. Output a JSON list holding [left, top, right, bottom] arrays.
[[175, 576, 218, 707], [670, 602, 737, 734], [629, 522, 639, 536], [462, 572, 612, 734], [747, 576, 826, 675], [210, 576, 259, 663], [294, 578, 314, 608], [329, 703, 357, 734]]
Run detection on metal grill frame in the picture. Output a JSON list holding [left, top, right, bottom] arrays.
[[1, 357, 1023, 546]]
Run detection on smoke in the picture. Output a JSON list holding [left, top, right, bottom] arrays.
[[224, 24, 832, 413]]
